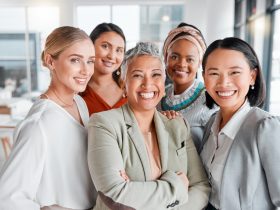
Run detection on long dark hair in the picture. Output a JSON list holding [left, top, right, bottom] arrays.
[[202, 37, 266, 109], [89, 23, 126, 87]]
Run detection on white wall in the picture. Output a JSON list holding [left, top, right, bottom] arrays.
[[184, 0, 234, 46], [1, 0, 235, 44]]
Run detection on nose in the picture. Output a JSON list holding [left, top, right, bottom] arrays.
[[141, 76, 152, 89], [80, 61, 92, 76], [107, 50, 116, 60], [177, 58, 187, 67], [218, 74, 231, 86]]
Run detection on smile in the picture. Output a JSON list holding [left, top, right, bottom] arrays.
[[103, 61, 114, 67], [74, 77, 88, 84], [217, 91, 235, 97], [139, 92, 155, 99]]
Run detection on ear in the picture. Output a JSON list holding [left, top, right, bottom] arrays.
[[250, 68, 257, 85], [45, 53, 55, 70]]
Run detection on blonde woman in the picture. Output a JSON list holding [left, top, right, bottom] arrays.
[[0, 26, 96, 210]]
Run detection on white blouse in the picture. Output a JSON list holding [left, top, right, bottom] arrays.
[[0, 95, 95, 210]]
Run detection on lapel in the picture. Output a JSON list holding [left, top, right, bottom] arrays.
[[122, 104, 151, 180], [153, 111, 170, 172]]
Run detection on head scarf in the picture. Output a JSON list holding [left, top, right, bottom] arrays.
[[163, 25, 206, 63]]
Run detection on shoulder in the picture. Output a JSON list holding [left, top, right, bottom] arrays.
[[251, 107, 280, 130], [13, 102, 49, 146], [88, 106, 124, 126], [245, 107, 278, 126], [157, 111, 190, 138]]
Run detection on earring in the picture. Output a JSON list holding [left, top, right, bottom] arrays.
[[116, 70, 120, 76], [250, 85, 255, 90], [122, 89, 127, 98]]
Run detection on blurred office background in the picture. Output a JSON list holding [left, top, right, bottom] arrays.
[[0, 0, 279, 115]]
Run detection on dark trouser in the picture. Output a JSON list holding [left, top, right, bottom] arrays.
[[205, 202, 218, 210]]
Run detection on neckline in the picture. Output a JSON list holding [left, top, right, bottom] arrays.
[[39, 95, 86, 129], [161, 81, 205, 111]]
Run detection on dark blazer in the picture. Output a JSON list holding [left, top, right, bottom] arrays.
[[200, 107, 280, 210], [88, 104, 210, 210]]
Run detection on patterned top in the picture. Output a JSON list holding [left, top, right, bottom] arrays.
[[159, 79, 218, 149]]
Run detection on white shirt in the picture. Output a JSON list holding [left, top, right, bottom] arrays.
[[0, 95, 95, 210], [200, 100, 251, 209]]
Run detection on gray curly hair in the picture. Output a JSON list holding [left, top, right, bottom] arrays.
[[121, 42, 166, 81]]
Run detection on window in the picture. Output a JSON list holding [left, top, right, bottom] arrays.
[[76, 4, 184, 50], [0, 6, 59, 97], [269, 10, 280, 115], [234, 0, 280, 115]]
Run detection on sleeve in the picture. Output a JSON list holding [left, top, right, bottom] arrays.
[[257, 116, 280, 206], [180, 119, 210, 210], [0, 120, 46, 210], [87, 114, 189, 209]]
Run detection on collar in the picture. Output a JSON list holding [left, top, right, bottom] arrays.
[[211, 100, 251, 140]]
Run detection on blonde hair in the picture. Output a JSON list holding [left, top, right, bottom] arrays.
[[41, 26, 90, 67]]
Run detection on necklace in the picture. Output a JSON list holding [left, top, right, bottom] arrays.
[[51, 89, 74, 107]]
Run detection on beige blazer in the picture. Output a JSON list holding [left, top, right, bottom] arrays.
[[88, 104, 209, 210]]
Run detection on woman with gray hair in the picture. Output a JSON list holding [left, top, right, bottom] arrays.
[[87, 42, 210, 210]]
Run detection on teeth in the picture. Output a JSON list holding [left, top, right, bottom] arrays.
[[140, 92, 154, 99], [103, 61, 113, 67], [75, 78, 87, 84], [218, 91, 235, 97]]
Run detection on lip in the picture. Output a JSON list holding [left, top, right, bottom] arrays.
[[173, 70, 190, 75], [102, 60, 115, 67], [217, 90, 236, 97], [74, 77, 88, 85], [139, 91, 156, 99]]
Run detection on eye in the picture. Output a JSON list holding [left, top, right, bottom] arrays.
[[116, 48, 124, 54], [87, 59, 95, 64], [208, 72, 219, 76], [170, 55, 178, 60], [132, 73, 143, 78], [231, 71, 241, 75], [101, 43, 109, 49], [70, 58, 80, 63], [152, 72, 162, 78], [187, 58, 195, 63]]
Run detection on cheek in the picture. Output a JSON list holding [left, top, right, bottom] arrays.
[[117, 54, 124, 64]]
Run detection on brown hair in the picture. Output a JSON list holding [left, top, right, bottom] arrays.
[[41, 26, 90, 67]]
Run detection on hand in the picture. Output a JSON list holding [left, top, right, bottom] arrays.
[[120, 170, 130, 182], [161, 110, 181, 119], [176, 171, 189, 190]]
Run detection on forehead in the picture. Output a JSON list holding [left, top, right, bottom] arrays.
[[61, 39, 95, 56], [127, 55, 163, 71], [95, 31, 125, 45], [169, 39, 199, 54], [206, 48, 250, 68]]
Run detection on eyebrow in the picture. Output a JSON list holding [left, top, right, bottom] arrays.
[[152, 68, 163, 72], [69, 54, 95, 59], [171, 52, 195, 57], [206, 66, 243, 71], [102, 41, 124, 49]]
